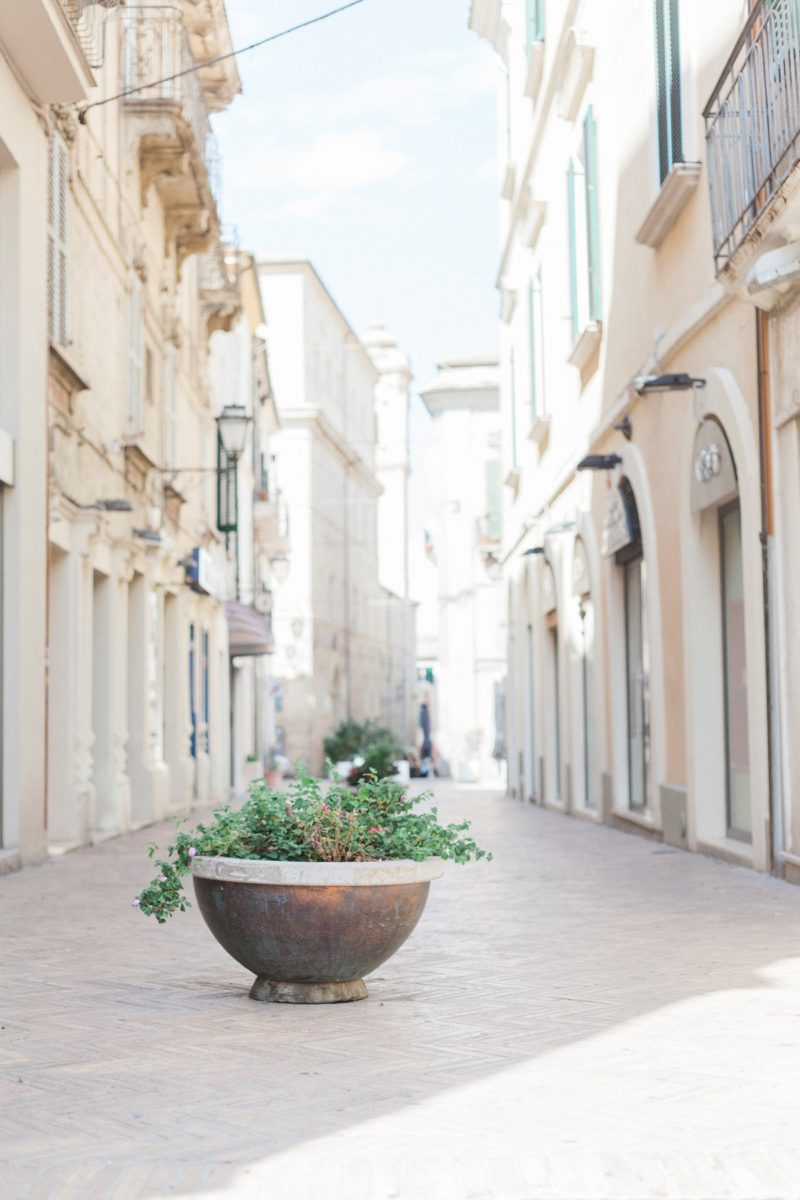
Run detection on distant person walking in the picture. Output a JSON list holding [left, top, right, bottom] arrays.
[[419, 700, 433, 775]]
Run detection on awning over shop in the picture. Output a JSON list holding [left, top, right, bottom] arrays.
[[225, 600, 274, 657]]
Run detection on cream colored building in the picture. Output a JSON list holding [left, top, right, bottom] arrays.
[[419, 357, 506, 782], [0, 3, 98, 870], [471, 0, 800, 876], [258, 258, 417, 772], [43, 0, 274, 854], [363, 321, 417, 747]]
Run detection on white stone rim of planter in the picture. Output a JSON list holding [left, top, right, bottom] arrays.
[[190, 856, 445, 886]]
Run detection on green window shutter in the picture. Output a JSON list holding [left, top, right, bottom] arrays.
[[528, 280, 538, 417], [510, 347, 518, 467], [526, 0, 545, 49], [567, 161, 579, 343], [484, 460, 502, 542], [583, 107, 602, 323], [654, 0, 682, 184], [216, 433, 238, 534]]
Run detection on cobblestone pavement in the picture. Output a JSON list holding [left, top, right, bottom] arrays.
[[3, 783, 800, 1199]]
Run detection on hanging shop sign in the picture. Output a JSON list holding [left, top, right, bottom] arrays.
[[186, 546, 227, 599]]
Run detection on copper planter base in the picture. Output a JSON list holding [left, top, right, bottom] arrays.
[[249, 976, 368, 1004]]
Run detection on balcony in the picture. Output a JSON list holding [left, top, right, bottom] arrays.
[[122, 5, 219, 263], [253, 493, 289, 554], [60, 0, 116, 68], [704, 0, 800, 286], [200, 233, 241, 336]]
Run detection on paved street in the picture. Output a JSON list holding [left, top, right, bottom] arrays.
[[3, 782, 800, 1199]]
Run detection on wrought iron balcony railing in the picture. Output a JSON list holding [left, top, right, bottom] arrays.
[[704, 0, 800, 271], [60, 0, 117, 68], [122, 4, 214, 184]]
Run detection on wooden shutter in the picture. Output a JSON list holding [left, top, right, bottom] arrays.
[[163, 342, 177, 468], [216, 433, 238, 533], [128, 275, 143, 434], [583, 107, 602, 322], [47, 133, 69, 345], [484, 460, 502, 541], [654, 0, 683, 184], [567, 161, 579, 343], [526, 0, 545, 50], [528, 280, 538, 417]]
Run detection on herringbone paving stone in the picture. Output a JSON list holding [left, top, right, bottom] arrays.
[[4, 783, 800, 1197]]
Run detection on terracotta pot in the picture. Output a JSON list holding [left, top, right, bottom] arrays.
[[190, 856, 443, 1004], [264, 769, 283, 788]]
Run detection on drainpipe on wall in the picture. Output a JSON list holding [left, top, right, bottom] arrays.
[[756, 311, 784, 875]]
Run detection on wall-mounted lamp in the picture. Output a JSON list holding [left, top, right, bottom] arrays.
[[70, 498, 133, 512], [577, 454, 622, 471], [216, 404, 253, 460], [269, 551, 290, 586], [133, 528, 161, 544], [613, 415, 633, 440], [634, 373, 706, 395]]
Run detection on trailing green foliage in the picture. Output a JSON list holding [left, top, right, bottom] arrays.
[[134, 772, 490, 924]]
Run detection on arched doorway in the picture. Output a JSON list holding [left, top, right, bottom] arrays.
[[572, 538, 594, 810], [613, 478, 651, 813], [542, 559, 561, 803], [689, 417, 752, 843]]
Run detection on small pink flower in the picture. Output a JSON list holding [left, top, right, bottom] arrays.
[[132, 898, 140, 907], [368, 827, 384, 834], [310, 837, 320, 848], [336, 810, 343, 819], [158, 875, 167, 883], [321, 803, 330, 814], [187, 847, 197, 858]]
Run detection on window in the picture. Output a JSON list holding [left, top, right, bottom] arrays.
[[527, 269, 545, 417], [162, 342, 177, 469], [654, 0, 683, 184], [526, 0, 545, 50], [567, 107, 601, 343], [128, 274, 144, 434], [484, 460, 502, 541], [616, 480, 649, 812], [720, 501, 751, 840], [47, 133, 69, 346]]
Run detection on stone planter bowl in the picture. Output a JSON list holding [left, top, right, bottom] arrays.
[[190, 856, 444, 1003]]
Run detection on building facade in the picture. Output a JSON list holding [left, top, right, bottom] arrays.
[[0, 2, 100, 869], [419, 357, 506, 782], [363, 320, 417, 747], [258, 258, 416, 772], [470, 0, 800, 875]]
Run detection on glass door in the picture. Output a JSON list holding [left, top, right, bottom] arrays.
[[720, 501, 751, 840], [624, 556, 650, 811]]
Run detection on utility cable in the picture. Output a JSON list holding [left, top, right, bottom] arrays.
[[78, 0, 367, 123]]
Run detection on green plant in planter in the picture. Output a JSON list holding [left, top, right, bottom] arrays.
[[134, 772, 490, 924]]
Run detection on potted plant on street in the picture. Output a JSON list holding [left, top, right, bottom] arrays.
[[264, 748, 283, 789], [134, 773, 489, 1004], [323, 717, 406, 785]]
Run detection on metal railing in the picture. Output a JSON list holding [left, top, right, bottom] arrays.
[[121, 5, 213, 178], [60, 0, 118, 68], [199, 226, 239, 292], [704, 0, 800, 270]]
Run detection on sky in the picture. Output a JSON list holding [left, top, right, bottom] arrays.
[[213, 0, 499, 391]]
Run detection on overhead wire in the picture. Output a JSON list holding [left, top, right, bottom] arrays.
[[77, 0, 367, 122]]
